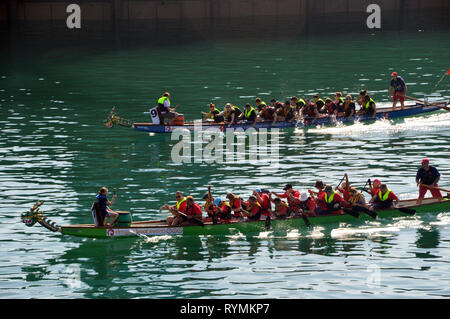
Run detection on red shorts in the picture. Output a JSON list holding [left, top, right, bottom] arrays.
[[418, 184, 443, 199], [393, 91, 405, 103]]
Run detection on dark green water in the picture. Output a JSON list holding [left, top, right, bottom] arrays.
[[1, 25, 450, 298]]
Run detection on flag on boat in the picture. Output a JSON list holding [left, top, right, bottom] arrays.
[[446, 68, 450, 75]]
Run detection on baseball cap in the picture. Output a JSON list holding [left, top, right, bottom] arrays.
[[283, 184, 293, 191], [421, 158, 429, 164], [214, 198, 222, 206], [391, 72, 398, 76]]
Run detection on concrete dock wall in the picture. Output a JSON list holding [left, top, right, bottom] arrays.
[[2, 0, 449, 23]]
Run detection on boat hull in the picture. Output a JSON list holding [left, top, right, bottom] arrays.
[[60, 198, 450, 238], [132, 103, 446, 133]]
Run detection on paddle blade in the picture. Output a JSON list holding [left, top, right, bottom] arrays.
[[265, 215, 271, 230], [301, 214, 311, 227], [343, 208, 360, 218], [398, 207, 416, 215]]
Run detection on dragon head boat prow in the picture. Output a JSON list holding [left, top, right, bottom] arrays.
[[21, 201, 61, 232]]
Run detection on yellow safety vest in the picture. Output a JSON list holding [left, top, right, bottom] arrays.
[[158, 96, 170, 106], [176, 197, 186, 210], [324, 192, 336, 204], [245, 107, 256, 119], [365, 98, 375, 109], [378, 189, 391, 201]]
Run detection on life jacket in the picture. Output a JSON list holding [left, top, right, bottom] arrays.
[[247, 201, 262, 219], [157, 96, 170, 112], [244, 107, 256, 120], [284, 105, 294, 117], [176, 197, 187, 210], [259, 194, 271, 216], [260, 106, 273, 120], [217, 201, 232, 220], [208, 108, 220, 119], [378, 189, 392, 202], [298, 98, 306, 105], [349, 192, 363, 205], [316, 98, 325, 106], [364, 98, 375, 109], [275, 201, 289, 216], [324, 192, 336, 204]]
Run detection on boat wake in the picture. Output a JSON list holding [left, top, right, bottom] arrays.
[[306, 112, 450, 136]]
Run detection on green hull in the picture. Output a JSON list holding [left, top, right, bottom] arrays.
[[60, 198, 450, 239]]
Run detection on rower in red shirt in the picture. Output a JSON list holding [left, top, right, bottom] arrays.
[[254, 189, 271, 217], [369, 183, 399, 210], [271, 197, 290, 219], [226, 192, 243, 218], [272, 184, 301, 215], [213, 198, 232, 221], [309, 180, 327, 211], [315, 185, 345, 215], [299, 192, 316, 216], [369, 179, 381, 196], [184, 196, 204, 225], [243, 196, 262, 221]]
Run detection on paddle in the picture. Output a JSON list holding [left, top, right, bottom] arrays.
[[207, 185, 218, 224], [335, 174, 346, 191], [342, 207, 360, 218], [396, 207, 416, 215], [420, 183, 450, 194], [178, 211, 205, 227], [405, 96, 450, 111]]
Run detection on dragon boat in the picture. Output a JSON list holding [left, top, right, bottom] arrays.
[[104, 100, 449, 134], [21, 197, 450, 239]]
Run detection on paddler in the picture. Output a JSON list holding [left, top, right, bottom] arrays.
[[213, 198, 233, 221], [96, 186, 119, 227], [226, 192, 243, 218], [369, 179, 381, 196], [312, 94, 326, 114], [292, 96, 306, 113], [202, 193, 216, 218], [257, 102, 275, 123], [219, 103, 242, 126], [183, 196, 204, 224], [357, 94, 376, 118], [415, 158, 443, 204], [162, 191, 187, 226], [334, 92, 345, 112], [270, 197, 290, 219], [315, 185, 345, 215], [369, 183, 399, 210], [271, 184, 302, 215], [201, 103, 224, 123], [238, 103, 258, 126], [243, 196, 262, 221], [299, 192, 316, 217], [323, 98, 337, 116], [253, 189, 271, 218], [156, 92, 182, 125], [255, 98, 267, 111]]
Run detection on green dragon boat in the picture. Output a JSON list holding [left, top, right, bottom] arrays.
[[21, 197, 450, 239]]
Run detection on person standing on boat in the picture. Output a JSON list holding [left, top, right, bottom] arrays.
[[369, 183, 399, 210], [156, 92, 182, 125], [96, 187, 119, 227], [416, 158, 443, 204], [389, 72, 407, 110]]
